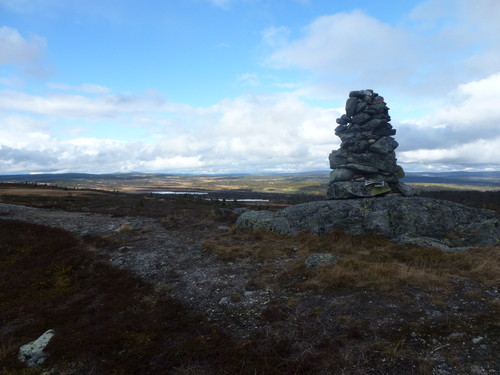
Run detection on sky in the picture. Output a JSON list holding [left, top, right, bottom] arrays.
[[1, 0, 500, 174]]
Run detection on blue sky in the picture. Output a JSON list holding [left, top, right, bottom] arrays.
[[1, 0, 499, 174]]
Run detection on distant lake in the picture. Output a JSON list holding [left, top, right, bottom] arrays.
[[225, 198, 269, 202], [153, 191, 208, 195], [152, 191, 269, 202]]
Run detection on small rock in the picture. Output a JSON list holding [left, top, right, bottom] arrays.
[[217, 225, 230, 231], [472, 336, 485, 344], [118, 246, 134, 252], [396, 182, 416, 197], [219, 297, 230, 305], [448, 332, 465, 339], [305, 253, 337, 267], [18, 329, 55, 367], [111, 259, 123, 266]]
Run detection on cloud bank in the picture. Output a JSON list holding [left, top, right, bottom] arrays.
[[0, 87, 340, 173]]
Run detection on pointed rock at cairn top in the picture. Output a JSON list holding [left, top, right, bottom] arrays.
[[327, 89, 415, 199]]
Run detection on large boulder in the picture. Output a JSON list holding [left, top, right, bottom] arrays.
[[236, 197, 499, 250]]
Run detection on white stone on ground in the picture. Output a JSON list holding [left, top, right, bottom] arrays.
[[18, 329, 55, 367]]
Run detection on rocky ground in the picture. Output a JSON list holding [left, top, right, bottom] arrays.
[[0, 195, 498, 374], [0, 203, 252, 322]]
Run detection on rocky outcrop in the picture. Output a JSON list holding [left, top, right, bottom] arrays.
[[328, 89, 414, 199], [236, 197, 499, 250]]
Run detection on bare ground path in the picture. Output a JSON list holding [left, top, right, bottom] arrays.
[[0, 202, 270, 332]]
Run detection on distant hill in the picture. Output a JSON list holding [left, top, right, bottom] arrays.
[[1, 170, 499, 191], [403, 171, 500, 187]]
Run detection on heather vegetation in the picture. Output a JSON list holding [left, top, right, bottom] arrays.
[[0, 183, 498, 374]]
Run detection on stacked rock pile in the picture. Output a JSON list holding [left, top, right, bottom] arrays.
[[327, 89, 415, 199]]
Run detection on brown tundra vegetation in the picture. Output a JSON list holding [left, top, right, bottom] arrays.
[[0, 183, 499, 374]]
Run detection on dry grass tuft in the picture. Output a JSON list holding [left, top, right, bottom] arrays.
[[203, 228, 500, 293], [118, 222, 133, 232]]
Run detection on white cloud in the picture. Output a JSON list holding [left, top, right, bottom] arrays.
[[236, 73, 261, 87], [47, 82, 111, 94], [0, 89, 341, 173], [261, 26, 290, 48], [396, 72, 500, 151], [0, 89, 184, 119], [1, 74, 499, 173], [0, 26, 46, 66], [0, 75, 24, 88], [434, 72, 500, 128], [393, 72, 500, 170], [399, 137, 500, 170], [266, 2, 500, 101], [0, 114, 51, 147], [266, 11, 417, 91]]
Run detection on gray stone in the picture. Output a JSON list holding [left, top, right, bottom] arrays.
[[396, 182, 416, 197], [369, 137, 399, 154], [338, 132, 360, 145], [305, 253, 338, 267], [236, 197, 499, 248], [395, 235, 467, 251], [351, 112, 371, 125], [326, 181, 392, 199], [373, 126, 396, 136], [348, 140, 370, 153], [356, 101, 367, 113], [343, 152, 398, 174], [18, 329, 55, 367], [361, 119, 387, 131], [344, 163, 379, 174], [336, 114, 351, 125], [118, 246, 134, 252], [0, 204, 11, 215], [335, 124, 348, 133], [472, 337, 485, 344], [329, 168, 355, 182], [349, 90, 365, 98], [345, 97, 358, 116]]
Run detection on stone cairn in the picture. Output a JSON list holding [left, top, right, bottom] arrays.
[[327, 89, 415, 199]]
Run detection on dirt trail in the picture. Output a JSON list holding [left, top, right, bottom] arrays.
[[0, 202, 269, 330]]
